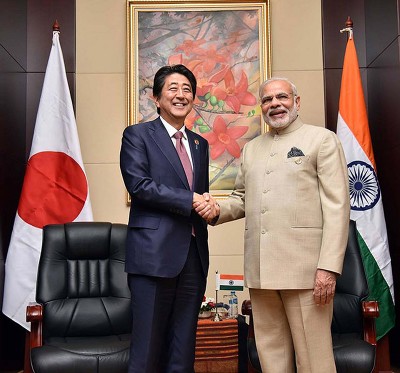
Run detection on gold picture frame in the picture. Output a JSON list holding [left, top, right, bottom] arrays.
[[127, 0, 271, 199]]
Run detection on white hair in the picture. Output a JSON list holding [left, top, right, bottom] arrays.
[[259, 77, 298, 98]]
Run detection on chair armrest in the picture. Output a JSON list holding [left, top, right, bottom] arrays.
[[241, 300, 255, 339], [26, 302, 43, 348], [25, 302, 43, 373], [362, 300, 379, 346], [241, 299, 252, 316]]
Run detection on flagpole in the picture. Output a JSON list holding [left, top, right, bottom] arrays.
[[214, 270, 221, 322], [339, 16, 353, 40]]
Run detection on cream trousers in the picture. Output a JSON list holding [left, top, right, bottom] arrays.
[[249, 288, 336, 373]]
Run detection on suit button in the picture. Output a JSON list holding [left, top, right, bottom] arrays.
[[261, 229, 266, 234]]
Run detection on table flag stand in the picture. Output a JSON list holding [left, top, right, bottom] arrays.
[[213, 271, 222, 321]]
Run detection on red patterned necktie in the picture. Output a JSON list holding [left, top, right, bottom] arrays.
[[173, 131, 193, 190]]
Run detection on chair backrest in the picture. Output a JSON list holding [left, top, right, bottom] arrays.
[[332, 220, 369, 335], [36, 222, 131, 340]]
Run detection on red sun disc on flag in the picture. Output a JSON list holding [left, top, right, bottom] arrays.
[[18, 151, 88, 229]]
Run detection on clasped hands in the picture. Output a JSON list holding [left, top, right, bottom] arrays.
[[193, 193, 220, 223]]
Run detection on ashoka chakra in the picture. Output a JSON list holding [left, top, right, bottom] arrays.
[[347, 160, 380, 211]]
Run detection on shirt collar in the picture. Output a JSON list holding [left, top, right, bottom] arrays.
[[159, 116, 188, 140]]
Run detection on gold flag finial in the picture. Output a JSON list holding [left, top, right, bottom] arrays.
[[340, 16, 353, 39], [53, 20, 60, 32]]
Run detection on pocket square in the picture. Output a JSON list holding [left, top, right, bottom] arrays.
[[287, 147, 305, 158]]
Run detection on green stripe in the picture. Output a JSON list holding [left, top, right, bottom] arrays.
[[357, 231, 396, 340], [219, 285, 244, 291]]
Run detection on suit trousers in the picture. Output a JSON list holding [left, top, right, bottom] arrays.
[[128, 237, 206, 373], [249, 288, 336, 373]]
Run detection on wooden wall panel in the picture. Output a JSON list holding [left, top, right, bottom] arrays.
[[0, 1, 75, 370], [367, 37, 400, 367]]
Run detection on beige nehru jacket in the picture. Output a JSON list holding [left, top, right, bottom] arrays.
[[217, 117, 350, 290]]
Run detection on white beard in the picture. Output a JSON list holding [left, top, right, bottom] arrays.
[[264, 107, 298, 130]]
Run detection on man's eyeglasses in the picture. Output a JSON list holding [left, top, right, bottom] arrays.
[[261, 93, 293, 106]]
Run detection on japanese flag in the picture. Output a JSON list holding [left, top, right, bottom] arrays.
[[2, 31, 93, 330]]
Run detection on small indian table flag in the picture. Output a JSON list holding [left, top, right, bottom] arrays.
[[216, 274, 244, 291]]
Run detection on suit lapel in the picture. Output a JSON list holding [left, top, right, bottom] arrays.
[[187, 130, 200, 190], [148, 118, 190, 189]]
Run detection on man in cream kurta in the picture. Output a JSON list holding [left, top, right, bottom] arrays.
[[197, 77, 350, 373]]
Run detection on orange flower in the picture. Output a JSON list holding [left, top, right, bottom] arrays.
[[195, 76, 215, 99], [201, 116, 248, 159], [167, 54, 203, 73], [210, 68, 257, 113], [184, 110, 200, 131], [175, 39, 207, 57], [191, 45, 228, 73], [193, 65, 217, 99], [168, 54, 184, 66]]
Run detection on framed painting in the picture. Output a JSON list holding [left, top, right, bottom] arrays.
[[127, 0, 271, 198]]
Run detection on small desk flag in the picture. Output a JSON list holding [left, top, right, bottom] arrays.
[[216, 274, 244, 291]]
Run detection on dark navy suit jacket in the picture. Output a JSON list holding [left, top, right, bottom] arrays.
[[120, 117, 210, 278]]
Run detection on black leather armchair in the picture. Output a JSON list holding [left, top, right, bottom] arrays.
[[25, 222, 131, 373], [242, 220, 379, 373]]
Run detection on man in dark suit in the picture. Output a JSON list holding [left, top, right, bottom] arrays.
[[120, 64, 211, 373]]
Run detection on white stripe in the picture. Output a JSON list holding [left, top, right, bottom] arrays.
[[337, 113, 394, 302], [337, 113, 370, 165], [219, 279, 244, 286]]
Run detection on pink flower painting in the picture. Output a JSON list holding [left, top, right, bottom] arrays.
[[134, 6, 267, 192]]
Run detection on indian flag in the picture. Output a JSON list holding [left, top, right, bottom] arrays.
[[336, 33, 395, 339], [216, 274, 244, 291]]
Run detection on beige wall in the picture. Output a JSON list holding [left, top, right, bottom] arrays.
[[76, 0, 324, 307]]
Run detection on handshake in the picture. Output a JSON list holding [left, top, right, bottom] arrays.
[[192, 192, 220, 223]]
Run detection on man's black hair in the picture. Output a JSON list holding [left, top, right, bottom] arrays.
[[153, 65, 197, 114]]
